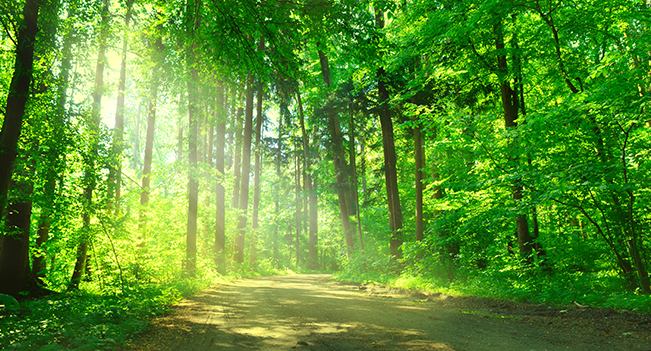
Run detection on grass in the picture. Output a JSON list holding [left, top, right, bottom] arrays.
[[333, 266, 651, 314], [0, 264, 294, 351], [1, 279, 202, 351]]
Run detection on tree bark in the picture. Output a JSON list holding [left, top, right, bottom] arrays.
[[108, 0, 135, 214], [0, 144, 39, 297], [214, 82, 226, 271], [33, 1, 76, 281], [185, 0, 202, 277], [295, 150, 301, 267], [251, 57, 264, 266], [360, 135, 368, 204], [139, 36, 162, 239], [234, 74, 255, 264], [297, 91, 319, 270], [273, 108, 283, 264], [349, 110, 364, 251], [70, 0, 110, 289], [376, 9, 404, 259], [0, 0, 41, 223], [414, 125, 426, 242], [494, 21, 533, 261], [316, 48, 356, 254], [232, 85, 244, 208]]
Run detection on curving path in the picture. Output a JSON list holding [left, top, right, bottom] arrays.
[[125, 274, 649, 351]]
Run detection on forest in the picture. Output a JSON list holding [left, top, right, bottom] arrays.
[[1, 0, 651, 349]]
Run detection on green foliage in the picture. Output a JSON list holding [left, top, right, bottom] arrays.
[[336, 262, 651, 313], [0, 284, 179, 350], [0, 293, 20, 313], [0, 269, 278, 350]]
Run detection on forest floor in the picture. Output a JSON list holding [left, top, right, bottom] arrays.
[[123, 274, 651, 351]]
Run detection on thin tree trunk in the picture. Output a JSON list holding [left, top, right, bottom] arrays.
[[317, 47, 356, 254], [108, 0, 134, 214], [234, 74, 255, 264], [232, 84, 244, 208], [215, 81, 226, 271], [33, 1, 76, 281], [226, 88, 236, 170], [376, 8, 404, 259], [360, 135, 367, 204], [201, 114, 206, 164], [0, 0, 41, 223], [274, 109, 283, 264], [207, 122, 214, 167], [297, 91, 318, 269], [139, 35, 162, 239], [70, 0, 110, 289], [139, 96, 156, 232], [295, 150, 301, 267], [251, 52, 265, 265], [414, 124, 426, 242], [349, 110, 364, 251], [495, 21, 533, 261], [512, 24, 546, 259], [177, 124, 183, 163], [185, 0, 202, 277], [133, 106, 141, 170]]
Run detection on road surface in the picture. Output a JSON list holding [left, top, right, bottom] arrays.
[[125, 274, 650, 351]]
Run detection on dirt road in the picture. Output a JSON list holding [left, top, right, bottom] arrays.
[[125, 274, 650, 351]]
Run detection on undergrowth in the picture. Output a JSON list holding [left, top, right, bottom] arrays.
[[0, 263, 293, 351], [334, 251, 651, 314]]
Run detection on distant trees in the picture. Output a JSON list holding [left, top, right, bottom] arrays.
[[0, 0, 648, 300]]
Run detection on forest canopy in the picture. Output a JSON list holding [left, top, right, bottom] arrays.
[[1, 0, 651, 319]]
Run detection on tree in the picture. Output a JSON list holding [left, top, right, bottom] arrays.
[[70, 0, 111, 289], [375, 7, 403, 259], [251, 46, 265, 265], [234, 74, 255, 264], [297, 90, 319, 269], [317, 47, 356, 254], [108, 0, 135, 214], [185, 0, 202, 277], [139, 29, 164, 239], [214, 81, 227, 270], [0, 0, 41, 224]]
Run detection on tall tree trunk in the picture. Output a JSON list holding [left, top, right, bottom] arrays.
[[33, 1, 76, 281], [494, 21, 533, 261], [207, 117, 213, 166], [133, 106, 141, 169], [360, 135, 368, 204], [511, 25, 546, 260], [232, 84, 244, 208], [412, 76, 426, 243], [139, 35, 163, 239], [108, 0, 134, 214], [414, 125, 426, 242], [70, 0, 110, 289], [376, 8, 404, 259], [251, 55, 264, 266], [214, 82, 226, 271], [177, 124, 183, 163], [185, 0, 201, 277], [0, 0, 41, 223], [234, 74, 255, 264], [273, 109, 283, 264], [317, 47, 356, 254], [0, 142, 39, 297], [295, 150, 301, 267], [349, 110, 364, 251], [297, 91, 318, 270]]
